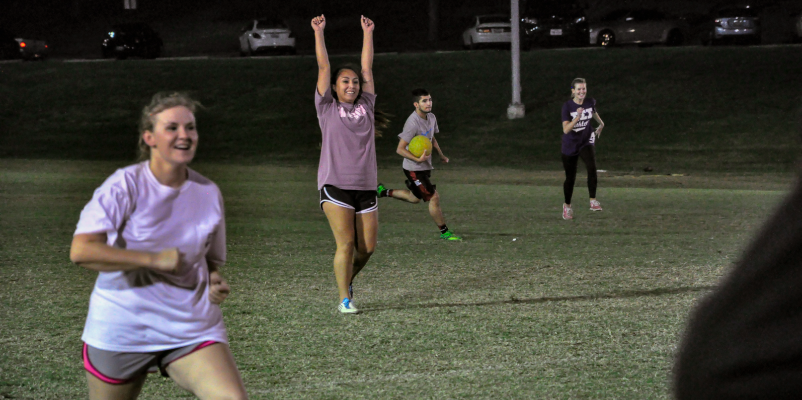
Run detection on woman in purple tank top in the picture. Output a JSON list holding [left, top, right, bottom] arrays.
[[312, 14, 378, 314]]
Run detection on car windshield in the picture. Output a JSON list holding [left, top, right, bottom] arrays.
[[602, 10, 631, 22], [526, 0, 581, 16], [256, 20, 288, 30], [478, 16, 510, 24], [717, 7, 759, 17], [113, 24, 149, 33]]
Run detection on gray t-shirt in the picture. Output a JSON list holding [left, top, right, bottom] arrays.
[[399, 111, 439, 171], [315, 87, 377, 190]]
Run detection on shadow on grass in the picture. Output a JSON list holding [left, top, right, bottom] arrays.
[[362, 285, 716, 313]]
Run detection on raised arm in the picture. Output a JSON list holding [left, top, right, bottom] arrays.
[[312, 15, 330, 96], [360, 15, 375, 95]]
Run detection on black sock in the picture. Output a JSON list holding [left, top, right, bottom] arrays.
[[379, 189, 392, 198], [439, 225, 448, 234]]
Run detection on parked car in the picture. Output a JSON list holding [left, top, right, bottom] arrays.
[[521, 0, 588, 48], [701, 4, 761, 45], [102, 23, 163, 59], [16, 37, 49, 60], [239, 19, 295, 56], [462, 15, 511, 49], [590, 9, 687, 47], [0, 28, 20, 60]]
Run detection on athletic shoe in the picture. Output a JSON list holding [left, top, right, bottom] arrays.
[[339, 298, 359, 314], [377, 183, 387, 197], [589, 199, 603, 211], [562, 204, 574, 220], [440, 231, 463, 241]]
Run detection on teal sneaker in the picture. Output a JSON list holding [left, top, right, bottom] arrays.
[[440, 231, 462, 241], [339, 298, 360, 314], [377, 183, 387, 197]]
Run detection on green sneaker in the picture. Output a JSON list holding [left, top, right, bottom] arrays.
[[440, 231, 462, 241], [377, 183, 387, 197]]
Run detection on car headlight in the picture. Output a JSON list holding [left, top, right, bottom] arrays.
[[108, 31, 115, 38], [252, 33, 262, 39], [575, 16, 586, 24], [477, 28, 491, 33], [523, 17, 538, 25]]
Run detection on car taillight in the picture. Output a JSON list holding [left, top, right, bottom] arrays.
[[477, 28, 491, 33], [19, 42, 26, 48]]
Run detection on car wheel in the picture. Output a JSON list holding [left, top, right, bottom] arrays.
[[598, 31, 615, 47], [666, 29, 683, 46]]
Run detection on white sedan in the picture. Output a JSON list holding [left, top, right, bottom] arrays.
[[463, 15, 511, 49], [239, 19, 295, 56]]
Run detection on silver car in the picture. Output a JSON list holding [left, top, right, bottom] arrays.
[[590, 9, 687, 47], [702, 5, 761, 45], [239, 19, 295, 56], [462, 15, 511, 49]]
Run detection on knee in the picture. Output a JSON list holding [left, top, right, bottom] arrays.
[[356, 245, 375, 258], [336, 239, 356, 254]]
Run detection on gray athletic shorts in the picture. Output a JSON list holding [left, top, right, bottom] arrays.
[[83, 341, 217, 384]]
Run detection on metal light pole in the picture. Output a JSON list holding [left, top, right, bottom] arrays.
[[507, 0, 525, 119]]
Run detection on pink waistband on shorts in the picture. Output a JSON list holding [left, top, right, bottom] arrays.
[[82, 343, 128, 385]]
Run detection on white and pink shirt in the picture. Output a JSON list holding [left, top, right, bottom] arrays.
[[75, 161, 228, 352]]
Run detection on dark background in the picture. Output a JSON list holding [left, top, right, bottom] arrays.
[[2, 0, 800, 57]]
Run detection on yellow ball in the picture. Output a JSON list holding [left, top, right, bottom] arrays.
[[408, 136, 432, 158]]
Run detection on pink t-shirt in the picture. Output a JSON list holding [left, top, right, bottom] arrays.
[[315, 87, 377, 190], [75, 161, 228, 352]]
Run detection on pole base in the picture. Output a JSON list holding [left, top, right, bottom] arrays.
[[507, 103, 525, 119]]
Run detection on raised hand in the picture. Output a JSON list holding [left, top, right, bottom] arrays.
[[151, 248, 179, 273], [208, 270, 231, 304], [311, 15, 326, 31], [361, 15, 374, 32]]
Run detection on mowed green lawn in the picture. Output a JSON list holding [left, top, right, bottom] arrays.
[[0, 158, 790, 399], [0, 45, 800, 398]]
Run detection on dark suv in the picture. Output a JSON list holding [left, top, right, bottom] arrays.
[[102, 23, 163, 59], [521, 0, 589, 48]]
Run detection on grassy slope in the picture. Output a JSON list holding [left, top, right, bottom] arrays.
[[0, 46, 800, 398], [1, 45, 801, 173]]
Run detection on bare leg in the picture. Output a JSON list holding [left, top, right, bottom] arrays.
[[352, 210, 378, 279], [167, 343, 247, 400], [86, 371, 147, 400], [323, 202, 356, 301], [389, 189, 421, 204], [428, 191, 447, 227]]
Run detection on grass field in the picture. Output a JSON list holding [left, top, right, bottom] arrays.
[[0, 45, 800, 398]]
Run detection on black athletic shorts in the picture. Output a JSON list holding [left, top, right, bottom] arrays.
[[403, 169, 437, 202], [319, 185, 378, 214]]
